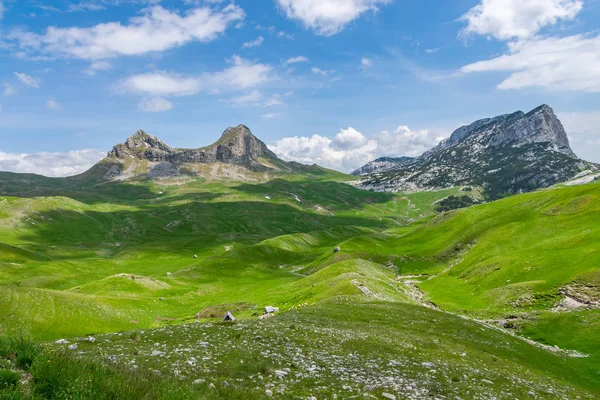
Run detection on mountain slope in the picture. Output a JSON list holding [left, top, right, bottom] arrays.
[[80, 125, 299, 182], [355, 105, 598, 199], [351, 156, 414, 175]]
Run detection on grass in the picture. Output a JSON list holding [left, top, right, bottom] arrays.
[[0, 168, 599, 398], [2, 302, 599, 399], [0, 172, 462, 340]]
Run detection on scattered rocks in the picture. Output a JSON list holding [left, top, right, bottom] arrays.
[[55, 339, 69, 344], [382, 393, 396, 400], [333, 247, 341, 253], [192, 379, 205, 385], [68, 344, 78, 351], [265, 389, 273, 397]]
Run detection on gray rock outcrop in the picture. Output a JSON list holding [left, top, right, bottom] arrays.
[[355, 104, 597, 199]]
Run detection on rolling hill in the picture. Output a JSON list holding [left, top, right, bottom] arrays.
[[0, 126, 598, 399]]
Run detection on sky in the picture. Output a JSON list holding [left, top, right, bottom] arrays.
[[0, 0, 599, 176]]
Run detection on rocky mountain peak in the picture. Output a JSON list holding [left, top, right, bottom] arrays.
[[354, 104, 595, 198], [97, 125, 288, 181], [215, 125, 278, 161], [108, 130, 172, 160], [220, 124, 253, 139]]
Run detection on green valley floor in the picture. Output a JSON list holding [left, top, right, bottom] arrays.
[[0, 171, 598, 399]]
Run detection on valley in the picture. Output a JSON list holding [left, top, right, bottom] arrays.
[[0, 126, 598, 399]]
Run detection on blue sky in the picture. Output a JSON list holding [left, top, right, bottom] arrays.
[[0, 0, 599, 176]]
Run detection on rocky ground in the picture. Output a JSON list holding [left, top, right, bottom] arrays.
[[55, 303, 597, 400]]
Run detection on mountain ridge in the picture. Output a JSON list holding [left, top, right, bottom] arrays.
[[86, 125, 295, 181], [353, 104, 598, 198]]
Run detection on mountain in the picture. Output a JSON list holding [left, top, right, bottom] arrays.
[[83, 125, 296, 181], [354, 104, 598, 199], [351, 156, 414, 176]]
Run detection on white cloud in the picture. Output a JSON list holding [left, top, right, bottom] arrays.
[[285, 56, 309, 64], [373, 126, 445, 157], [262, 112, 281, 119], [270, 125, 445, 172], [311, 67, 334, 76], [331, 127, 368, 149], [123, 72, 202, 96], [460, 0, 582, 40], [0, 1, 5, 20], [122, 56, 273, 108], [138, 97, 173, 112], [10, 4, 245, 60], [228, 90, 263, 105], [275, 0, 392, 36], [242, 36, 264, 48], [0, 149, 105, 177], [84, 61, 112, 76], [14, 72, 40, 88], [3, 83, 16, 96], [361, 57, 373, 67], [45, 99, 62, 110], [425, 47, 441, 54], [209, 55, 273, 89], [68, 1, 106, 12], [461, 34, 600, 92], [222, 90, 291, 108]]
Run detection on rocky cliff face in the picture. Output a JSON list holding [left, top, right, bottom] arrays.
[[355, 105, 597, 199], [351, 157, 414, 176], [94, 125, 289, 180]]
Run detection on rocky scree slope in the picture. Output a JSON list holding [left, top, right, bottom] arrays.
[[352, 156, 414, 175], [354, 105, 598, 199], [87, 125, 291, 180]]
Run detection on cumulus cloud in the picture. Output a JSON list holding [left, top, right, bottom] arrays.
[[461, 34, 600, 92], [138, 97, 173, 112], [9, 4, 245, 60], [270, 125, 445, 172], [0, 149, 105, 177], [275, 0, 392, 36], [460, 0, 582, 40], [122, 56, 272, 99], [14, 72, 40, 88], [361, 57, 373, 68], [242, 36, 264, 48]]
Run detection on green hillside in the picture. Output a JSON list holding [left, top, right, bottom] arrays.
[[0, 169, 598, 399]]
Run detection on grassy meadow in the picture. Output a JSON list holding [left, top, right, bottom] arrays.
[[0, 169, 599, 398]]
